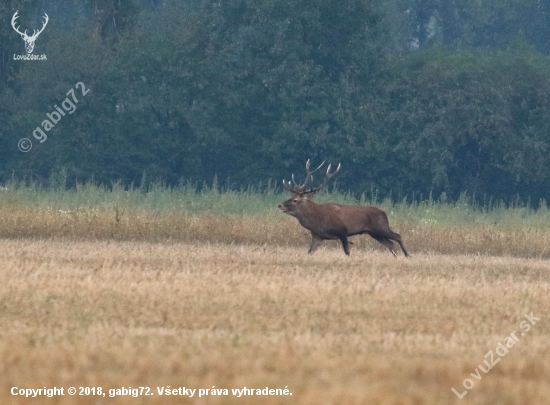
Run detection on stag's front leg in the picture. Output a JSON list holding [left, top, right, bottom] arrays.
[[308, 234, 324, 254], [339, 236, 350, 256]]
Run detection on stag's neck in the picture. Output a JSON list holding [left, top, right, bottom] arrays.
[[295, 200, 325, 228]]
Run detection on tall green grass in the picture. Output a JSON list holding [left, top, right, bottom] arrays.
[[1, 180, 548, 228], [0, 180, 549, 256], [0, 179, 281, 215]]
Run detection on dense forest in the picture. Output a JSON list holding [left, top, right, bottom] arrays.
[[1, 0, 550, 203]]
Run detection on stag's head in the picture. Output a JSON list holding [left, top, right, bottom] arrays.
[[278, 159, 341, 216], [12, 11, 49, 54]]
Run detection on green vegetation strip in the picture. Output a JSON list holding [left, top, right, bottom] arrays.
[[0, 182, 549, 258]]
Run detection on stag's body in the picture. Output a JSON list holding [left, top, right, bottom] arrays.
[[278, 160, 408, 257]]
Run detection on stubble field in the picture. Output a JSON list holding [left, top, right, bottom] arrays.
[[0, 185, 549, 404]]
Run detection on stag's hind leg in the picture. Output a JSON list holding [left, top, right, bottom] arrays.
[[367, 232, 399, 256], [375, 236, 398, 257], [388, 231, 409, 257]]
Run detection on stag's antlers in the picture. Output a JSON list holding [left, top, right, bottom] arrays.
[[283, 159, 341, 195], [11, 11, 25, 37]]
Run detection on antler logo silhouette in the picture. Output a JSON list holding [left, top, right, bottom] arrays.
[[11, 11, 49, 54]]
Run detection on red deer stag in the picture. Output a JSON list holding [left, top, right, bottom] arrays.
[[278, 160, 408, 257]]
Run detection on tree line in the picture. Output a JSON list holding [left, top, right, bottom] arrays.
[[1, 0, 550, 203]]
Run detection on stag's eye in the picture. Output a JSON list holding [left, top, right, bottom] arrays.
[[293, 199, 298, 203]]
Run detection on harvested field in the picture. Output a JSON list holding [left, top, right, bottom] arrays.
[[0, 238, 548, 404]]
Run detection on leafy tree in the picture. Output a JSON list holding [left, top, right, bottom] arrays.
[[399, 0, 550, 53], [112, 0, 392, 186], [2, 0, 550, 205], [367, 47, 550, 201]]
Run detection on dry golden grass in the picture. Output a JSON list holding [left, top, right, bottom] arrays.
[[0, 238, 548, 404], [0, 204, 549, 258]]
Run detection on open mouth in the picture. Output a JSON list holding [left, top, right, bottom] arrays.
[[277, 204, 288, 212]]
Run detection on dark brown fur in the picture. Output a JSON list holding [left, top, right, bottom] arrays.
[[278, 193, 408, 257]]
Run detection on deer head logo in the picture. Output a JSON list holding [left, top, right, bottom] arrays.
[[11, 11, 49, 54]]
